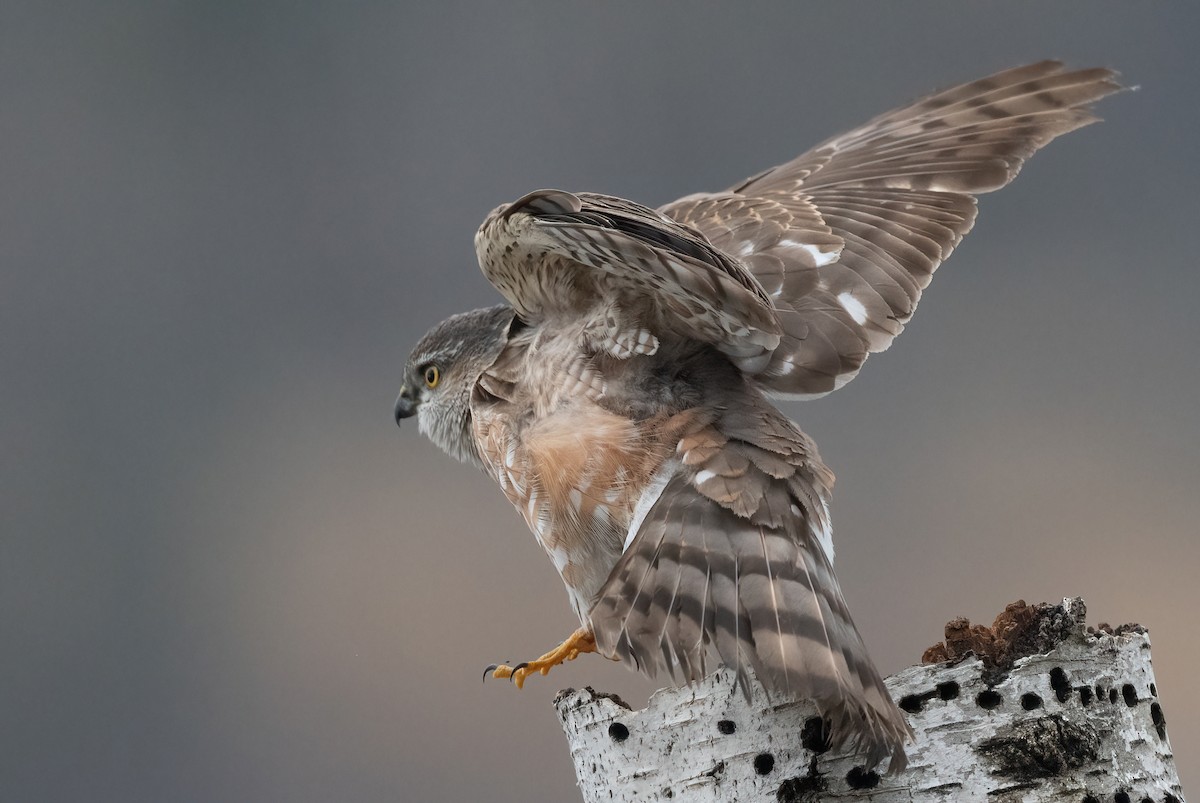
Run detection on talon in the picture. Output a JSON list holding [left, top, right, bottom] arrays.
[[480, 628, 598, 691]]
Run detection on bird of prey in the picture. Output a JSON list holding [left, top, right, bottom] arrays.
[[394, 62, 1119, 770]]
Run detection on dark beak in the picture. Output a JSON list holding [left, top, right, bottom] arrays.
[[394, 386, 417, 426]]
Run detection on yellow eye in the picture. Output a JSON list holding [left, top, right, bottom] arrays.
[[423, 365, 440, 388]]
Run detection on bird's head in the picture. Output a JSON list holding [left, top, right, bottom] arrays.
[[395, 305, 516, 468]]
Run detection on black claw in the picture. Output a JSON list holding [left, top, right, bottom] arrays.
[[483, 664, 498, 683], [510, 662, 529, 682]]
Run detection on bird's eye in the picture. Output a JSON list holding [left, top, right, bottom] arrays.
[[423, 365, 440, 388]]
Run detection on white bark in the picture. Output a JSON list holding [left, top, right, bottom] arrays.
[[555, 598, 1185, 802]]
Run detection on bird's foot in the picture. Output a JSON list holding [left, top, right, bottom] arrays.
[[484, 627, 597, 688]]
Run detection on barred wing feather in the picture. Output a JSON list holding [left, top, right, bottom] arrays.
[[661, 61, 1122, 396]]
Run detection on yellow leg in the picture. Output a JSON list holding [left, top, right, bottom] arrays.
[[486, 627, 597, 689]]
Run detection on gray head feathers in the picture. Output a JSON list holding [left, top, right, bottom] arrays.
[[396, 305, 515, 468]]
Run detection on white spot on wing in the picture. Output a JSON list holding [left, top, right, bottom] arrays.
[[836, 291, 869, 325], [777, 239, 839, 266], [550, 546, 571, 573], [623, 460, 678, 554], [815, 498, 835, 563], [526, 490, 540, 527]]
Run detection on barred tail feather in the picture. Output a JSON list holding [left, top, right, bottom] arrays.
[[591, 468, 911, 771]]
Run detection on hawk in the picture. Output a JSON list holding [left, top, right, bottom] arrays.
[[394, 62, 1119, 770]]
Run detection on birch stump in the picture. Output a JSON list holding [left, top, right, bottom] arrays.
[[555, 598, 1185, 802]]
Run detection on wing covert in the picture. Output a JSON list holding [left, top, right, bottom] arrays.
[[475, 189, 782, 373]]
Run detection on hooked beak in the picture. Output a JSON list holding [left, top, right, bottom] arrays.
[[394, 385, 418, 426]]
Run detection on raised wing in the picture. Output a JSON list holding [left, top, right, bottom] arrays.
[[589, 396, 911, 771], [476, 189, 782, 373], [661, 61, 1122, 397]]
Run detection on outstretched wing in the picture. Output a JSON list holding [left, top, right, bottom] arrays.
[[589, 395, 912, 771], [475, 189, 781, 373], [661, 61, 1122, 396]]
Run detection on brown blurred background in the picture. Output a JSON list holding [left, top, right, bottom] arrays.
[[2, 2, 1197, 800]]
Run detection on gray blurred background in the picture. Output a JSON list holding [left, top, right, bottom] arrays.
[[2, 2, 1197, 800]]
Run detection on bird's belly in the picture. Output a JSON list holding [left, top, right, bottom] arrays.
[[491, 403, 668, 623]]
